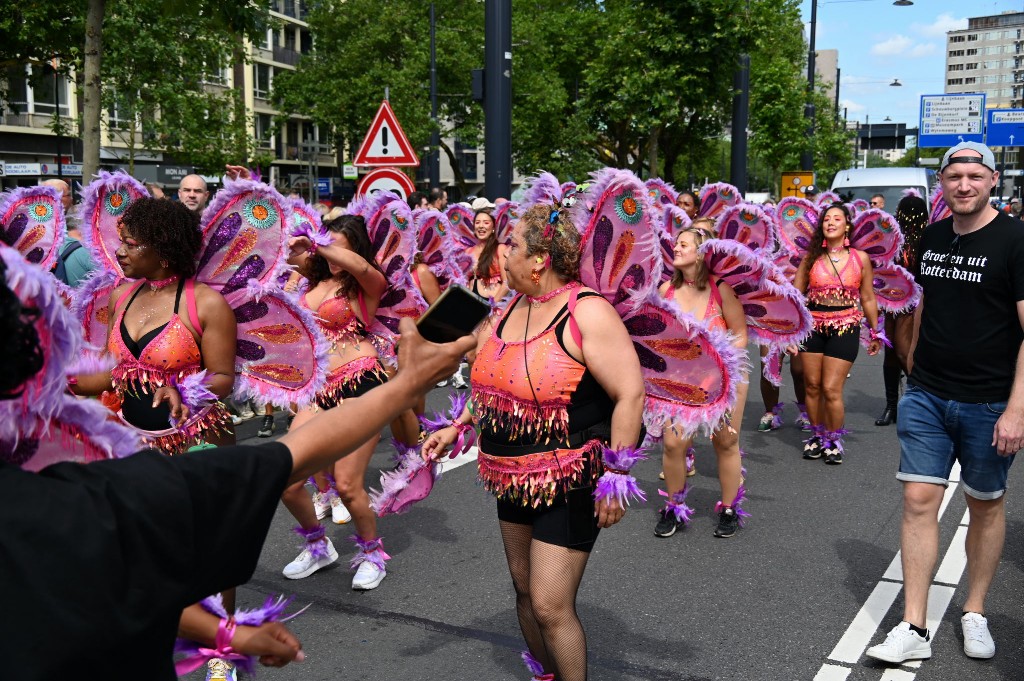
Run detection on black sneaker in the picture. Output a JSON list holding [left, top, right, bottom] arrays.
[[714, 507, 739, 538], [654, 509, 680, 538], [823, 441, 844, 465], [257, 415, 275, 438], [802, 436, 822, 460]]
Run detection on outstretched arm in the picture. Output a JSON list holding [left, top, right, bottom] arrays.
[[281, 318, 475, 483]]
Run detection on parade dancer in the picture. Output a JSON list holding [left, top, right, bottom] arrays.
[[281, 213, 391, 590]]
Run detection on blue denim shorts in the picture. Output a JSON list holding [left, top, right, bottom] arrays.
[[896, 384, 1015, 499]]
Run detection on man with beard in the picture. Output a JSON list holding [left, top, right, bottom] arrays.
[[868, 142, 1024, 665], [177, 174, 210, 216]]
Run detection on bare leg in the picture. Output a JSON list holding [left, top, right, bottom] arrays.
[[759, 347, 780, 413], [790, 352, 806, 404], [281, 408, 321, 530], [800, 352, 824, 426], [820, 356, 853, 431], [661, 427, 693, 498], [900, 481, 945, 628], [962, 494, 1006, 615], [713, 380, 748, 506], [333, 434, 382, 541]]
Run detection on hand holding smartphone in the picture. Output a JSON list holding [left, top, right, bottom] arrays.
[[415, 285, 492, 344]]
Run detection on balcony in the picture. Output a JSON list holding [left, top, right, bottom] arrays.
[[272, 45, 300, 67]]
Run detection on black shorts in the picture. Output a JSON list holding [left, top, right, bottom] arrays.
[[802, 326, 860, 362], [314, 369, 387, 410], [497, 490, 601, 552]]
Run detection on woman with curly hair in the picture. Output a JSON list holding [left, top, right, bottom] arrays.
[[655, 221, 750, 540], [279, 213, 392, 591], [795, 203, 882, 464], [70, 197, 237, 454], [465, 209, 509, 301], [875, 193, 929, 426], [423, 204, 645, 681]]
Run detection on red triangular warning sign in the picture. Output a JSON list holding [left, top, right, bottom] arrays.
[[353, 100, 420, 167]]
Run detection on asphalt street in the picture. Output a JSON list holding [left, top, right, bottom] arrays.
[[227, 352, 1024, 681]]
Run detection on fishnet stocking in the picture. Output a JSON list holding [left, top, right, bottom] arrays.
[[500, 520, 591, 681]]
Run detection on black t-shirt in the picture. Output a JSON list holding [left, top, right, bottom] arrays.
[[0, 442, 293, 680], [911, 211, 1024, 402]]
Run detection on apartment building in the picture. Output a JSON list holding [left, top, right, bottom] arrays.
[[944, 11, 1022, 109]]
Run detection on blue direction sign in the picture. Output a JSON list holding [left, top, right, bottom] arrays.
[[986, 109, 1024, 147], [919, 94, 985, 148]]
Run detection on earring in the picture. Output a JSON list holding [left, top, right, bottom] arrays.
[[843, 229, 850, 248], [530, 270, 542, 285], [821, 238, 828, 248], [535, 256, 544, 264]]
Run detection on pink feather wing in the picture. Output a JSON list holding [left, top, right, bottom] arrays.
[[715, 204, 778, 253], [73, 269, 122, 347], [0, 186, 66, 269], [873, 264, 921, 314], [78, 171, 150, 275], [697, 182, 741, 219], [645, 178, 679, 208], [815, 190, 841, 206], [415, 209, 466, 289], [493, 201, 520, 244], [775, 197, 818, 257], [289, 198, 323, 237], [228, 288, 328, 408], [850, 208, 903, 265], [445, 204, 478, 249], [197, 181, 291, 292], [575, 169, 662, 313], [930, 191, 951, 224]]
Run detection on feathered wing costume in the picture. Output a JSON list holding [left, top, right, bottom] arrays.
[[0, 243, 141, 471], [348, 191, 427, 368], [414, 208, 467, 290], [493, 200, 520, 244], [645, 178, 679, 209], [697, 181, 741, 219], [0, 185, 67, 270], [775, 196, 921, 331], [72, 172, 328, 452], [564, 169, 746, 439]]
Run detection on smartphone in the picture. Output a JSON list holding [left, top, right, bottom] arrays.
[[416, 284, 492, 344]]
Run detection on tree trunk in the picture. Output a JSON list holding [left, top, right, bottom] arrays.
[[647, 126, 661, 179], [232, 42, 248, 164], [438, 140, 467, 198], [82, 0, 105, 180]]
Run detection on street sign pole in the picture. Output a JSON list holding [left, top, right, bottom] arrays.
[[484, 0, 511, 200]]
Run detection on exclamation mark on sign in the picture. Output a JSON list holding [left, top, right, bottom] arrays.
[[382, 126, 389, 155]]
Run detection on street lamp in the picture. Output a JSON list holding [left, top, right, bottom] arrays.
[[802, 0, 913, 172]]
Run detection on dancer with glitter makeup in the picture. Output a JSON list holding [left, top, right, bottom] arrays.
[[465, 209, 509, 301], [280, 213, 392, 590], [70, 198, 238, 452]]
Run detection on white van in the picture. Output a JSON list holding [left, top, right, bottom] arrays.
[[829, 167, 935, 210]]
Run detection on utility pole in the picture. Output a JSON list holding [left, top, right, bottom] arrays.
[[483, 0, 512, 200], [800, 0, 818, 172], [729, 1, 751, 195], [429, 4, 440, 189]]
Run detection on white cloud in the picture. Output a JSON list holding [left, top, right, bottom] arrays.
[[909, 44, 936, 58], [841, 99, 866, 114], [912, 13, 968, 38], [872, 35, 912, 57]]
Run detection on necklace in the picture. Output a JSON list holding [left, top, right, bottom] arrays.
[[526, 280, 580, 307], [148, 275, 180, 291], [828, 246, 845, 263], [683, 279, 697, 287]]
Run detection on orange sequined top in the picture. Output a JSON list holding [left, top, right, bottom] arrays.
[[109, 279, 203, 391], [806, 251, 864, 332], [471, 290, 611, 445], [664, 283, 727, 333], [302, 289, 368, 344]]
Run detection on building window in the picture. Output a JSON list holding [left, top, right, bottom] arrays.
[[950, 35, 965, 43], [967, 34, 978, 41], [949, 63, 963, 71], [947, 78, 963, 86], [255, 113, 274, 150], [260, 29, 274, 51], [964, 77, 977, 85], [967, 48, 978, 56], [253, 63, 271, 99], [965, 63, 978, 70]]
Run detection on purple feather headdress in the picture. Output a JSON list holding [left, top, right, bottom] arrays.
[[520, 172, 564, 212], [347, 189, 402, 221]]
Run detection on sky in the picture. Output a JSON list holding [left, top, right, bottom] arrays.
[[799, 0, 1022, 131]]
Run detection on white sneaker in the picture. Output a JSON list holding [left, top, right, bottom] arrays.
[[435, 378, 448, 387], [282, 538, 338, 579], [312, 490, 330, 520], [961, 612, 996, 659], [450, 370, 467, 389], [330, 495, 352, 524], [866, 622, 932, 664], [352, 560, 386, 590], [230, 414, 243, 426], [237, 404, 255, 420]]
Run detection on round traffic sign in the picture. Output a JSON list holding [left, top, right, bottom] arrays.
[[357, 167, 416, 200]]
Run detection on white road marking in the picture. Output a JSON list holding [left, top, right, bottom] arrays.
[[817, 463, 969, 678], [439, 446, 478, 473]]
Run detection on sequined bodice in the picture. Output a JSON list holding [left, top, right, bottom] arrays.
[[807, 251, 862, 304]]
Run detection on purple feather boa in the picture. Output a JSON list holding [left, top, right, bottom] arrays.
[[65, 348, 115, 377], [658, 487, 694, 525], [349, 534, 390, 571], [0, 245, 80, 419], [521, 650, 554, 679], [292, 524, 329, 560], [594, 445, 648, 507], [77, 170, 149, 269], [173, 370, 217, 416], [173, 593, 308, 677], [419, 391, 471, 432]]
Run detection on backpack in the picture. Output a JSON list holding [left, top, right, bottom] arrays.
[[53, 240, 84, 285]]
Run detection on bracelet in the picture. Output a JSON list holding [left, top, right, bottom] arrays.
[[448, 420, 476, 458], [307, 240, 319, 256], [215, 616, 237, 653], [593, 445, 648, 507]]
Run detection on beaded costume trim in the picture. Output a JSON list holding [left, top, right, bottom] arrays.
[[477, 439, 602, 508]]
